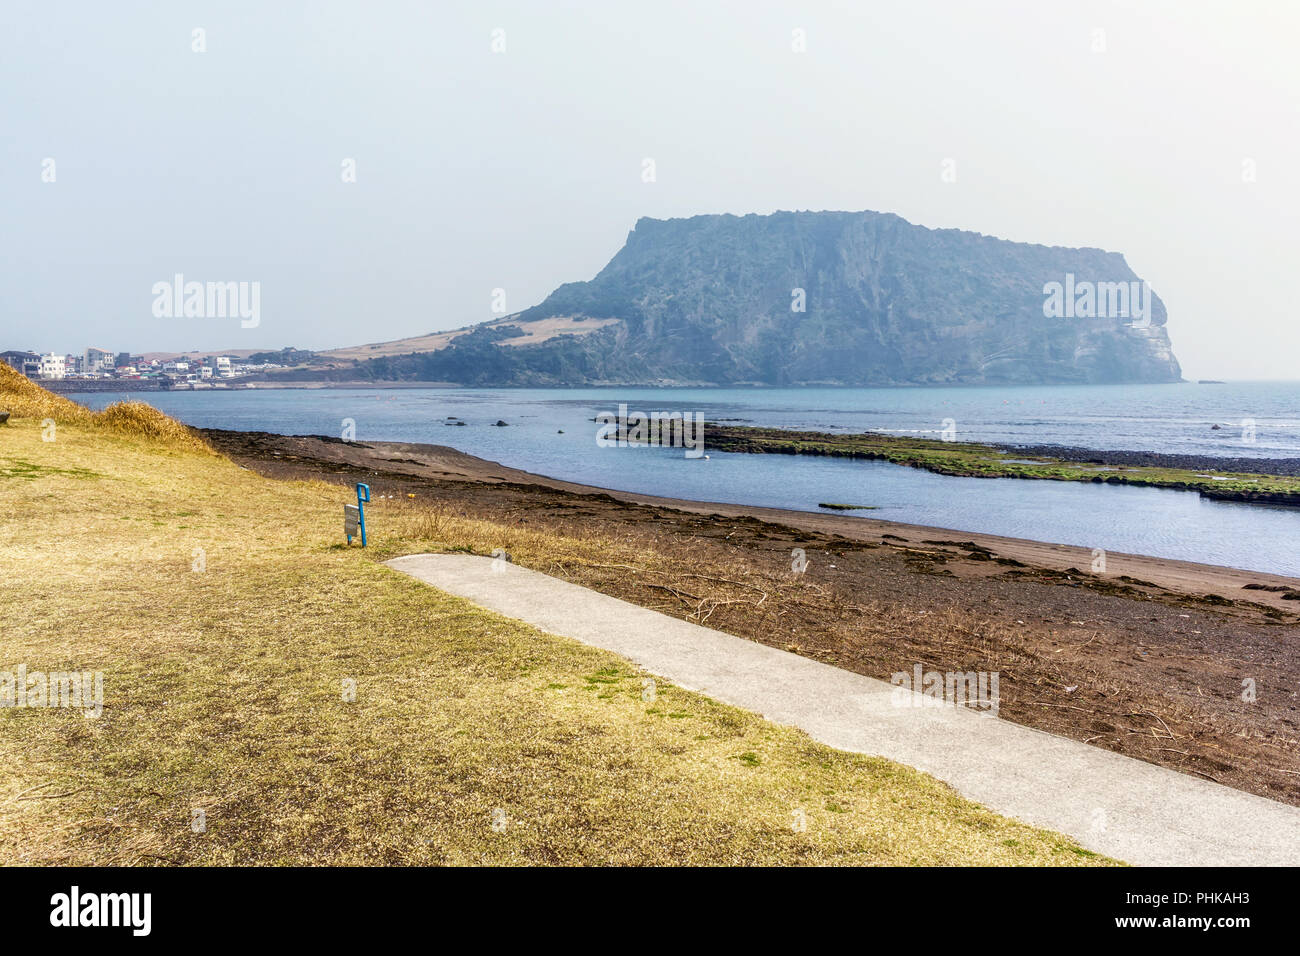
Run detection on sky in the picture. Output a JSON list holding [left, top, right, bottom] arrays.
[[2, 0, 1297, 379]]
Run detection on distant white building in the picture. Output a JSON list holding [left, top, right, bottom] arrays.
[[84, 347, 115, 374], [213, 355, 232, 376], [40, 353, 66, 379]]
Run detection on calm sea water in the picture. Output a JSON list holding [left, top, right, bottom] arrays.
[[72, 383, 1300, 576]]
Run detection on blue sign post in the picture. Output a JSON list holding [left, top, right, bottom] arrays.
[[345, 483, 370, 546]]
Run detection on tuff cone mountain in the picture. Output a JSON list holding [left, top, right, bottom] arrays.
[[307, 210, 1182, 386]]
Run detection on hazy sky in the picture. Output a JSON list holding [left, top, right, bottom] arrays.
[[3, 1, 1297, 379]]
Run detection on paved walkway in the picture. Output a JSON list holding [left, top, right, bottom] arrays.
[[387, 553, 1300, 866]]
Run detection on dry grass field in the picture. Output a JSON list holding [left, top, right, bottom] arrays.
[[0, 365, 1111, 865]]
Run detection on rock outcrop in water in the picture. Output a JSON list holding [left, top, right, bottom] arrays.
[[304, 210, 1183, 386]]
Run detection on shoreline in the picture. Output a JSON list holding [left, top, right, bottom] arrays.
[[201, 427, 1300, 608], [48, 379, 467, 393], [199, 426, 1300, 806]]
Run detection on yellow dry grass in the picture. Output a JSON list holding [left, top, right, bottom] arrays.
[[0, 374, 1115, 865], [318, 315, 619, 362], [0, 362, 211, 453]]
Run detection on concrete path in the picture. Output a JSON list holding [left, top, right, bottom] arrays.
[[387, 553, 1300, 866]]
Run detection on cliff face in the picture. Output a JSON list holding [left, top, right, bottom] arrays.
[[333, 210, 1182, 386]]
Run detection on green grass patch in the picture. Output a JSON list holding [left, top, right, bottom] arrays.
[[0, 457, 102, 481], [701, 425, 1300, 505]]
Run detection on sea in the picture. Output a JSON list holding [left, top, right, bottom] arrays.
[[71, 382, 1300, 576]]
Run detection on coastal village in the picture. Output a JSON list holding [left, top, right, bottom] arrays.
[[0, 347, 285, 388]]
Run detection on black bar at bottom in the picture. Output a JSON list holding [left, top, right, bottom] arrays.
[[0, 865, 1281, 941]]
